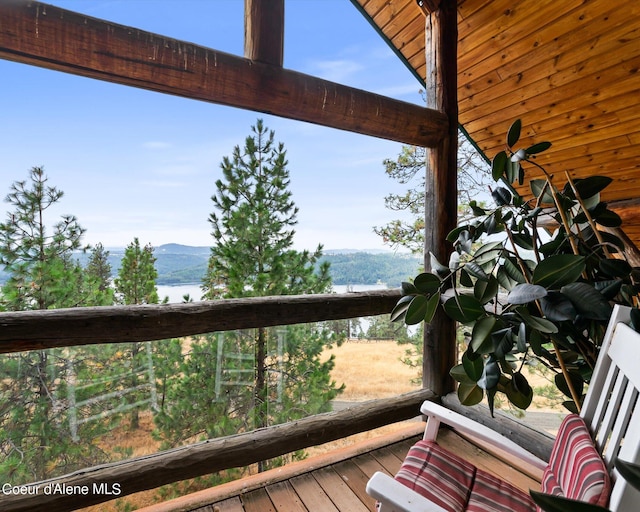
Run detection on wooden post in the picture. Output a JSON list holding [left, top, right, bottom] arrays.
[[422, 0, 458, 396], [244, 0, 285, 66]]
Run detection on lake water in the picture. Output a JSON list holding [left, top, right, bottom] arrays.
[[156, 283, 390, 304]]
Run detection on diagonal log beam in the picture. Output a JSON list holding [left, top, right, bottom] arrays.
[[0, 1, 447, 147]]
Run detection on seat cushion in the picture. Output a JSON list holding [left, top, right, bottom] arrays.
[[540, 414, 610, 508], [395, 440, 536, 512]]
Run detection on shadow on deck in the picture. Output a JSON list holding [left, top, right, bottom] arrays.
[[138, 422, 543, 512]]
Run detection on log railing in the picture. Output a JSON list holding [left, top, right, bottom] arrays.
[[0, 289, 554, 511]]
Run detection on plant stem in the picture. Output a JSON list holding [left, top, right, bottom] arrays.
[[551, 338, 582, 412]]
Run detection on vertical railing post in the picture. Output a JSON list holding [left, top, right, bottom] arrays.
[[422, 0, 458, 397]]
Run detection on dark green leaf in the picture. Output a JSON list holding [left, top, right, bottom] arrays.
[[599, 259, 632, 279], [414, 272, 441, 294], [530, 179, 555, 204], [530, 490, 610, 512], [424, 292, 441, 324], [507, 119, 522, 148], [458, 381, 484, 406], [471, 316, 497, 354], [517, 322, 527, 352], [443, 295, 485, 323], [450, 363, 474, 384], [555, 371, 584, 400], [492, 150, 508, 181], [401, 281, 417, 296], [615, 458, 640, 493], [562, 400, 580, 414], [497, 266, 517, 291], [512, 232, 534, 250], [560, 282, 612, 321], [525, 141, 552, 155], [465, 261, 490, 281], [594, 279, 623, 300], [405, 295, 429, 325], [429, 252, 450, 278], [532, 255, 586, 289], [478, 356, 500, 391], [506, 373, 533, 409], [593, 208, 622, 227], [503, 257, 526, 284], [507, 283, 548, 304], [569, 175, 613, 200], [492, 328, 514, 358], [492, 187, 512, 206], [462, 349, 484, 381], [460, 268, 474, 287], [390, 295, 413, 322], [539, 292, 577, 322], [630, 308, 640, 333], [518, 308, 559, 333], [474, 276, 499, 305]]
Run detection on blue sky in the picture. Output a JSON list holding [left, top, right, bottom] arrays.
[[0, 0, 424, 252]]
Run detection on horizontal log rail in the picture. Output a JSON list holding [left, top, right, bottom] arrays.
[[0, 289, 401, 354], [0, 2, 447, 148], [0, 388, 435, 512]]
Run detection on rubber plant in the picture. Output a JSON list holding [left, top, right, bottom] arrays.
[[393, 119, 640, 414]]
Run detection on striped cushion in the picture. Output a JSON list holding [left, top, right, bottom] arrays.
[[540, 414, 610, 508], [395, 440, 536, 512]]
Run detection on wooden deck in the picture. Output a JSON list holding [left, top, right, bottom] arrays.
[[138, 422, 543, 512]]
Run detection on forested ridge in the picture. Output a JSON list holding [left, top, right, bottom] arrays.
[[0, 245, 421, 287]]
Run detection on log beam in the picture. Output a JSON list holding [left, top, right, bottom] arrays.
[[0, 389, 435, 512], [0, 290, 401, 353], [422, 0, 458, 396], [0, 2, 447, 147], [244, 0, 284, 66]]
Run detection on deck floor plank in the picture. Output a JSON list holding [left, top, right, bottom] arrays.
[[198, 496, 244, 512], [265, 481, 308, 512], [289, 473, 340, 512], [312, 466, 370, 512], [241, 488, 276, 512], [331, 459, 378, 511]]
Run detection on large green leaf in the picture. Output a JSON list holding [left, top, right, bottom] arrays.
[[539, 292, 577, 322], [568, 175, 613, 200], [390, 295, 413, 322], [405, 295, 429, 325], [474, 276, 499, 305], [518, 308, 558, 333], [532, 255, 586, 289], [507, 283, 548, 304], [478, 357, 500, 390], [464, 261, 489, 281], [450, 363, 475, 384], [530, 179, 555, 204], [424, 292, 441, 324], [492, 187, 512, 206], [507, 119, 522, 147], [491, 150, 508, 181], [506, 372, 533, 409], [615, 458, 640, 493], [555, 372, 584, 400], [503, 257, 526, 284], [599, 259, 632, 279], [525, 141, 552, 155], [530, 490, 609, 512], [443, 295, 485, 323], [560, 282, 612, 321], [462, 349, 484, 381], [470, 316, 497, 354], [491, 328, 514, 358], [414, 272, 441, 294], [458, 381, 484, 406]]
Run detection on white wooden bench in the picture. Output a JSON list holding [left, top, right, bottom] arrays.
[[366, 305, 640, 511]]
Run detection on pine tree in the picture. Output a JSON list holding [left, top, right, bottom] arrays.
[[83, 243, 114, 306], [0, 167, 107, 482], [155, 121, 342, 471], [113, 238, 160, 429]]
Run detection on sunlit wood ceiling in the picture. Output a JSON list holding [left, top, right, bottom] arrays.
[[353, 0, 640, 250]]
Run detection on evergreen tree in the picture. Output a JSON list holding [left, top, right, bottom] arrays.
[[114, 238, 160, 429], [82, 243, 114, 306], [374, 134, 491, 253], [0, 167, 107, 482], [155, 121, 342, 471]]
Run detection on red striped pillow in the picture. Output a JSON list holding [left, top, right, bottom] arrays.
[[540, 414, 610, 507]]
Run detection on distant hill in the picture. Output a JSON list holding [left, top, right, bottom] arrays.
[[0, 244, 422, 287]]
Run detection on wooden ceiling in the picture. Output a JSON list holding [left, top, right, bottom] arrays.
[[353, 0, 640, 249]]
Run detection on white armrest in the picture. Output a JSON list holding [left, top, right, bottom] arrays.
[[366, 472, 448, 512], [420, 400, 547, 471]]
